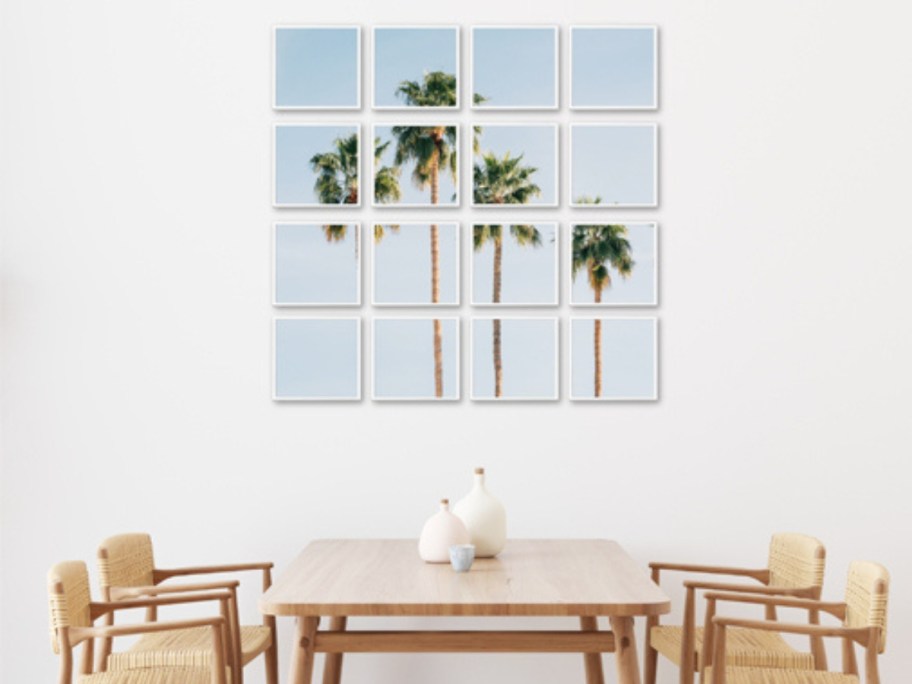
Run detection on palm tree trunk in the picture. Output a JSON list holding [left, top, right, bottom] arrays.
[[492, 237, 504, 397], [433, 318, 443, 399], [493, 318, 503, 398], [430, 150, 443, 398], [593, 289, 602, 398]]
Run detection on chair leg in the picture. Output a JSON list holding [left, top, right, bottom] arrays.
[[643, 617, 658, 684], [265, 616, 279, 684]]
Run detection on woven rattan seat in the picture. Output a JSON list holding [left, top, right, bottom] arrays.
[[79, 666, 217, 684], [650, 625, 814, 670], [96, 533, 278, 684], [47, 560, 229, 684], [645, 533, 826, 684], [706, 561, 889, 684], [704, 666, 858, 684], [108, 625, 272, 670]]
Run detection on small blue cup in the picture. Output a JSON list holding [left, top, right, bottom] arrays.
[[449, 544, 475, 572]]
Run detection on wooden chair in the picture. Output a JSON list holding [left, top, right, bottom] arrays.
[[705, 561, 889, 684], [645, 533, 827, 684], [96, 533, 278, 684], [48, 560, 230, 684]]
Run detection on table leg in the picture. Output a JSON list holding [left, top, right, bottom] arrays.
[[579, 617, 605, 684], [610, 616, 641, 684], [289, 617, 320, 684], [322, 617, 348, 684]]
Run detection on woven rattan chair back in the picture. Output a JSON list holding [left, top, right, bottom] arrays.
[[48, 561, 93, 653], [97, 533, 156, 596], [766, 533, 826, 591], [844, 560, 889, 653]]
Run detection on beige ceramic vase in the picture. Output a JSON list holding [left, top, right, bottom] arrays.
[[453, 467, 507, 558], [418, 499, 471, 563]]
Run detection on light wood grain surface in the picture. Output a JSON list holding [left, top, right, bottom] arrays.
[[260, 539, 670, 618]]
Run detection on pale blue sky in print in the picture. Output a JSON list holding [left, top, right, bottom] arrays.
[[571, 223, 656, 305], [373, 318, 459, 399], [474, 125, 557, 206], [373, 223, 458, 305], [571, 318, 656, 399], [472, 223, 557, 305], [373, 125, 458, 206], [374, 27, 458, 107], [274, 224, 359, 305], [571, 27, 656, 108], [275, 319, 359, 399], [472, 319, 557, 399], [571, 125, 656, 206], [472, 27, 557, 108], [275, 27, 359, 108], [275, 125, 358, 206]]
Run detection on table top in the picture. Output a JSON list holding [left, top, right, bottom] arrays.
[[259, 539, 671, 618]]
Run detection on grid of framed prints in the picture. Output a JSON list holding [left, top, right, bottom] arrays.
[[271, 25, 660, 402]]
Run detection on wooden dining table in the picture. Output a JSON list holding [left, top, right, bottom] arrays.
[[259, 539, 670, 684]]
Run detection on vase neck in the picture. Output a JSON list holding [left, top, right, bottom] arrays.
[[473, 473, 486, 491]]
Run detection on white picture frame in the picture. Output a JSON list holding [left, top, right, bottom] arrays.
[[273, 318, 362, 401], [472, 123, 559, 208], [569, 25, 658, 111], [569, 317, 658, 401], [273, 25, 361, 110], [569, 123, 658, 208], [273, 123, 362, 208], [371, 222, 460, 307], [470, 317, 559, 401], [372, 317, 461, 401], [568, 222, 658, 307], [273, 222, 362, 307], [371, 123, 461, 208], [471, 222, 559, 307], [372, 25, 461, 110], [470, 25, 559, 110]]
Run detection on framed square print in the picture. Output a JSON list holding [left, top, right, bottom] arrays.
[[373, 26, 459, 109], [570, 26, 658, 110], [273, 26, 360, 110], [274, 222, 361, 306], [273, 318, 361, 401], [372, 222, 459, 306], [471, 26, 558, 109], [274, 124, 360, 207], [472, 222, 558, 306], [473, 124, 558, 207], [372, 317, 460, 401], [372, 124, 459, 207], [471, 317, 559, 401], [569, 317, 657, 401], [570, 222, 657, 306], [570, 124, 657, 208]]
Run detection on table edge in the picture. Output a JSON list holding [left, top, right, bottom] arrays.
[[258, 599, 672, 618]]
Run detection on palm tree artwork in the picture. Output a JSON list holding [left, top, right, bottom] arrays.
[[309, 132, 358, 205], [381, 72, 458, 399], [571, 224, 635, 398], [473, 225, 541, 398], [471, 137, 543, 398]]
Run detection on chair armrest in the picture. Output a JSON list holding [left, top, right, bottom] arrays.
[[683, 580, 810, 595], [74, 615, 227, 641], [110, 580, 239, 600], [649, 562, 770, 583], [155, 562, 273, 580], [91, 590, 233, 618], [713, 617, 870, 643], [705, 592, 846, 619]]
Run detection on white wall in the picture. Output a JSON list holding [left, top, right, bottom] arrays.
[[2, 0, 911, 681]]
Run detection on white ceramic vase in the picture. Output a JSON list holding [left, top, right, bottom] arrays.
[[453, 467, 506, 558], [418, 499, 470, 563]]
